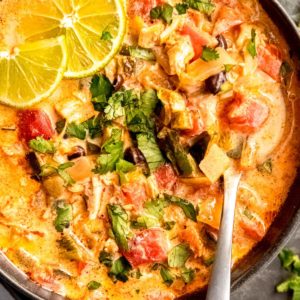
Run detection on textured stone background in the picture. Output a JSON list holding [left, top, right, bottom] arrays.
[[0, 1, 299, 300]]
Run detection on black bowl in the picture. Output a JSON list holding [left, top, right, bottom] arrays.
[[1, 1, 300, 299]]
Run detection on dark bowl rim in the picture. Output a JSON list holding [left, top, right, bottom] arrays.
[[1, 0, 300, 299]]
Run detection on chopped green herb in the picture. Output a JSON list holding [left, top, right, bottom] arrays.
[[201, 46, 220, 62], [280, 61, 293, 84], [99, 250, 113, 267], [29, 137, 56, 154], [136, 133, 165, 172], [175, 3, 189, 14], [109, 256, 132, 283], [87, 281, 101, 290], [139, 89, 158, 117], [101, 31, 113, 41], [276, 249, 300, 299], [144, 198, 168, 220], [164, 194, 197, 222], [184, 0, 215, 15], [116, 159, 135, 173], [160, 266, 174, 286], [54, 200, 72, 232], [257, 158, 272, 174], [150, 4, 174, 24], [247, 29, 257, 58], [107, 204, 131, 251], [83, 115, 104, 139], [168, 243, 191, 268], [57, 162, 75, 186], [128, 46, 156, 61], [66, 122, 86, 140], [181, 267, 195, 284], [55, 119, 66, 134]]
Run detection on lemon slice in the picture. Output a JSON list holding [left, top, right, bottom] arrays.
[[19, 0, 127, 78], [0, 36, 67, 108]]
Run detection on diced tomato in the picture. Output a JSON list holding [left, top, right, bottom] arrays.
[[123, 228, 168, 267], [128, 0, 164, 19], [213, 6, 243, 36], [239, 214, 265, 241], [122, 181, 148, 211], [154, 164, 177, 192], [18, 109, 54, 144], [180, 25, 209, 60], [258, 44, 282, 81], [181, 110, 205, 137], [77, 261, 87, 275], [225, 93, 269, 134]]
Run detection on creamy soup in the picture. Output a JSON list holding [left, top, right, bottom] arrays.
[[0, 0, 299, 299]]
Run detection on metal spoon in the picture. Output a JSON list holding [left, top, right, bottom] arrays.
[[206, 168, 242, 300]]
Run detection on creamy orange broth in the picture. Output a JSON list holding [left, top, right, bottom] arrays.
[[0, 0, 300, 299]]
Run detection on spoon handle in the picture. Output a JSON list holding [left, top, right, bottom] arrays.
[[206, 168, 241, 300]]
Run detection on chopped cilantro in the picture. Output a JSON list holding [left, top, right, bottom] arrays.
[[136, 133, 165, 172], [160, 266, 174, 286], [276, 249, 300, 299], [87, 281, 101, 290], [128, 46, 156, 61], [90, 74, 114, 111], [168, 244, 191, 268], [184, 0, 215, 15], [116, 159, 135, 173], [164, 194, 197, 222], [201, 46, 220, 62], [107, 204, 131, 251], [55, 119, 66, 134], [181, 267, 195, 284], [175, 3, 189, 14], [29, 137, 56, 154], [144, 198, 168, 220], [109, 256, 132, 283], [54, 200, 72, 232], [83, 115, 104, 139], [150, 4, 174, 24], [66, 122, 86, 140], [101, 31, 113, 41], [139, 89, 158, 117], [247, 29, 257, 58], [99, 250, 113, 267]]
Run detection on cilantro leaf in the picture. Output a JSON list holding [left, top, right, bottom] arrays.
[[29, 137, 56, 154], [184, 0, 215, 15], [140, 89, 158, 117], [247, 29, 257, 58], [144, 198, 168, 220], [168, 243, 191, 268], [54, 200, 72, 232], [83, 115, 104, 139], [116, 159, 135, 173], [150, 4, 174, 24], [55, 119, 66, 134], [90, 74, 114, 111], [87, 281, 101, 290], [109, 256, 132, 283], [160, 266, 174, 286], [57, 162, 75, 186], [101, 31, 113, 41], [176, 3, 189, 14], [107, 204, 131, 251], [99, 250, 113, 267], [136, 133, 165, 172], [201, 46, 220, 62], [181, 267, 195, 283], [128, 46, 156, 61], [164, 194, 197, 221], [66, 122, 86, 140]]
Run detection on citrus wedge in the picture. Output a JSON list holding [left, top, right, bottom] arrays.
[[0, 36, 67, 108], [19, 0, 127, 78]]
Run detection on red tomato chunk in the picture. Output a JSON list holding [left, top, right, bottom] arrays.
[[225, 94, 269, 134], [123, 228, 168, 267], [154, 164, 177, 192], [18, 109, 54, 144], [122, 181, 148, 211], [258, 44, 282, 81]]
